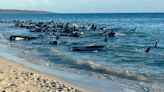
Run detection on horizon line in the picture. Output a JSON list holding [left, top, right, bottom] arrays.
[[0, 9, 164, 14]]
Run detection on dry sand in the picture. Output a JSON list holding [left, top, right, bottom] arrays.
[[0, 58, 94, 92]]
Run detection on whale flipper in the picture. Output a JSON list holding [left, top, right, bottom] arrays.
[[145, 47, 151, 53]]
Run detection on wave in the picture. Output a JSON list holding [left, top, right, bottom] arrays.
[[115, 32, 126, 37], [0, 34, 4, 38], [72, 59, 147, 81], [50, 48, 148, 81]]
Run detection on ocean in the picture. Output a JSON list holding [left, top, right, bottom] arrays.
[[0, 13, 164, 92]]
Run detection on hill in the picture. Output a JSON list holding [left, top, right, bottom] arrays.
[[0, 9, 51, 14]]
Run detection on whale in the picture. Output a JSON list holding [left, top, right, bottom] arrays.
[[49, 41, 60, 45], [103, 31, 116, 37], [9, 35, 38, 41], [72, 45, 105, 51]]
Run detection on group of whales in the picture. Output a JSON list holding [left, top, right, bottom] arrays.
[[10, 20, 109, 51], [0, 20, 158, 52]]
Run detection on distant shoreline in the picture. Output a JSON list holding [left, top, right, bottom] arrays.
[[0, 9, 52, 14], [0, 9, 164, 14]]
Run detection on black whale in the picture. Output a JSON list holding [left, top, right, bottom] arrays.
[[72, 45, 105, 51], [9, 35, 38, 41]]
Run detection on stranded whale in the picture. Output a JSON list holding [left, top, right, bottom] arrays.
[[9, 35, 38, 41], [72, 45, 105, 51]]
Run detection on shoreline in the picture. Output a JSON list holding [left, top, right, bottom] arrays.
[[0, 57, 95, 92], [0, 9, 51, 14]]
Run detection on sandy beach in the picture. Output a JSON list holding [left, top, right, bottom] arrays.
[[0, 58, 94, 92]]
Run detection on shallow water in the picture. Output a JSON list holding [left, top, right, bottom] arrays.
[[0, 13, 164, 92]]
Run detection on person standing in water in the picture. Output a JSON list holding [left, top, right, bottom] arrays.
[[153, 40, 158, 48], [104, 34, 108, 42]]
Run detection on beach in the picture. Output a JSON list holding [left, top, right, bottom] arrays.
[[0, 57, 94, 92]]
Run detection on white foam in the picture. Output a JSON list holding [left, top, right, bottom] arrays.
[[115, 32, 126, 36], [0, 34, 3, 38], [124, 88, 136, 92]]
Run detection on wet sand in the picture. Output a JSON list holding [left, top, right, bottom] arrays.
[[0, 58, 94, 92]]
